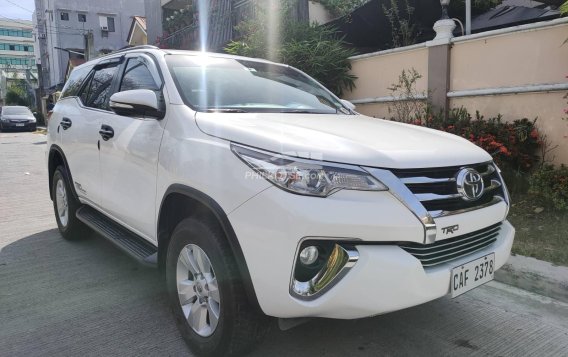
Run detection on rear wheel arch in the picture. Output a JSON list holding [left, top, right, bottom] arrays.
[[48, 145, 78, 201], [157, 184, 262, 313]]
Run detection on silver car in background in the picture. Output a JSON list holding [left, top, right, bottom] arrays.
[[0, 106, 37, 132]]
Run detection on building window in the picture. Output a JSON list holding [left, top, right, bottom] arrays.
[[60, 12, 69, 21], [78, 13, 86, 22], [107, 17, 115, 32], [0, 43, 33, 52], [0, 57, 32, 66]]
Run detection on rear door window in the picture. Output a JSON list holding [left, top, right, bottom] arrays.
[[79, 63, 120, 110], [60, 65, 92, 99]]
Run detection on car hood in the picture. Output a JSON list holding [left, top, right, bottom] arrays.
[[195, 112, 492, 169]]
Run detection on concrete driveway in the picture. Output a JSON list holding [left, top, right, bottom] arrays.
[[1, 131, 568, 356]]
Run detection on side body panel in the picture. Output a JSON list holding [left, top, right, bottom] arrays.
[[56, 98, 103, 206]]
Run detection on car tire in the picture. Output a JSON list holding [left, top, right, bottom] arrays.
[[166, 217, 269, 357], [52, 166, 88, 240]]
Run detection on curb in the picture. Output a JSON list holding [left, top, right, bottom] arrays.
[[495, 254, 568, 303]]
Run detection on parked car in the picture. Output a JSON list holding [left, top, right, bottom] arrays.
[[0, 105, 37, 132], [46, 46, 515, 356]]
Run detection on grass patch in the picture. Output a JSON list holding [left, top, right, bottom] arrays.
[[508, 193, 568, 267]]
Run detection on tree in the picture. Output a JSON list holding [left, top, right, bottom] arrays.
[[314, 0, 370, 17], [225, 1, 357, 96], [5, 81, 30, 106]]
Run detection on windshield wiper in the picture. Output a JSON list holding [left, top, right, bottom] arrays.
[[277, 109, 327, 114], [206, 108, 248, 113]]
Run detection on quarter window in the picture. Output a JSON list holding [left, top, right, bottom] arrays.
[[119, 58, 160, 92]]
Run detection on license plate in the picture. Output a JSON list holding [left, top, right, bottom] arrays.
[[16, 123, 24, 127], [451, 253, 495, 298]]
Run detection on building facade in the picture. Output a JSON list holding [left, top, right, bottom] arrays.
[[33, 0, 145, 89], [0, 19, 38, 106]]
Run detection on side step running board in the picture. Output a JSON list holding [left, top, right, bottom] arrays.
[[76, 205, 158, 267]]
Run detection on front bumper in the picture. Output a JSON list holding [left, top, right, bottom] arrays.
[[229, 186, 513, 319], [1, 121, 36, 130]]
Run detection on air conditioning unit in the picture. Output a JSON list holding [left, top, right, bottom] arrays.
[[99, 16, 108, 31]]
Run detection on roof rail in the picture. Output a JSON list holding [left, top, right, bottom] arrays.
[[111, 45, 160, 55], [93, 45, 160, 61]]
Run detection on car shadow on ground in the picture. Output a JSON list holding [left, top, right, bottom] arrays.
[[0, 229, 479, 357]]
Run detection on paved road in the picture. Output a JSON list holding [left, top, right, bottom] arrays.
[[1, 132, 568, 357]]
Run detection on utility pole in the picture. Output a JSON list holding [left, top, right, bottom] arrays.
[[466, 0, 471, 35]]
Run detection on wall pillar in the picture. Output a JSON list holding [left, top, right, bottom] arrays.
[[427, 18, 456, 116], [427, 44, 451, 116]]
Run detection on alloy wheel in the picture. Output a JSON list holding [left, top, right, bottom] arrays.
[[55, 178, 69, 227], [176, 244, 221, 337]]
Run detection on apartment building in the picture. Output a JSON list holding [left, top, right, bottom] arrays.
[[33, 0, 145, 89], [0, 19, 37, 105]]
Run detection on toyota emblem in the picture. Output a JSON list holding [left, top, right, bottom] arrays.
[[456, 168, 484, 201]]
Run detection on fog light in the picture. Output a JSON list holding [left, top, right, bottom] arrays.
[[299, 246, 319, 266]]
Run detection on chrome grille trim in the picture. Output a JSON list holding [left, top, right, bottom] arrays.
[[401, 176, 456, 184], [415, 192, 462, 202], [400, 223, 501, 267], [401, 225, 501, 252], [429, 196, 505, 218], [392, 162, 506, 217]]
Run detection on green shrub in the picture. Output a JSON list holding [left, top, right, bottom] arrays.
[[399, 108, 542, 174], [225, 3, 357, 96], [529, 164, 568, 210]]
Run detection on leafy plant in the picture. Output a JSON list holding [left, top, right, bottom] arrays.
[[382, 0, 418, 48], [225, 2, 358, 96], [529, 164, 568, 210], [163, 3, 198, 34], [386, 68, 427, 122], [314, 0, 370, 17], [561, 1, 568, 15]]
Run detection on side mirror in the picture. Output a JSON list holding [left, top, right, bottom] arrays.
[[109, 89, 164, 119], [340, 99, 356, 111]]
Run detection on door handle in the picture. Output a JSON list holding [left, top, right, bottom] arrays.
[[60, 117, 72, 130], [99, 124, 114, 141]]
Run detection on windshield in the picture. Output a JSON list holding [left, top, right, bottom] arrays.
[[166, 55, 350, 114], [3, 107, 32, 115]]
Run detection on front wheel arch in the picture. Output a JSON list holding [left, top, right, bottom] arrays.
[[157, 184, 262, 313]]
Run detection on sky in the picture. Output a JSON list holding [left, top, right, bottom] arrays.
[[1, 0, 36, 21]]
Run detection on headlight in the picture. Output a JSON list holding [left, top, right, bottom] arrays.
[[232, 144, 388, 197]]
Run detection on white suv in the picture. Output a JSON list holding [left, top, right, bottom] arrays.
[[47, 46, 515, 356]]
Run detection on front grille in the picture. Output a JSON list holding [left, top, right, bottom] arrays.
[[399, 223, 501, 267], [392, 162, 505, 217]]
